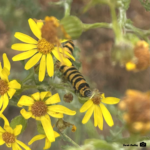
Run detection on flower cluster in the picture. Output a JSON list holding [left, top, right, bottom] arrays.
[[0, 15, 121, 150], [119, 90, 150, 134]]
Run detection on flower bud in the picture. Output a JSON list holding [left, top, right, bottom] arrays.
[[111, 40, 134, 65], [63, 93, 73, 103], [60, 16, 83, 39]]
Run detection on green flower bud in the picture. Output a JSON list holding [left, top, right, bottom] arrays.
[[63, 93, 73, 103], [60, 16, 83, 39], [111, 40, 134, 65]]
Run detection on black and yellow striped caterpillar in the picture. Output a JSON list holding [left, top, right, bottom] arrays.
[[59, 40, 92, 97]]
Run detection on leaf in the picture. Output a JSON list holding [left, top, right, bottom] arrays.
[[138, 0, 150, 11], [36, 121, 45, 134], [60, 16, 83, 39], [10, 115, 27, 134]]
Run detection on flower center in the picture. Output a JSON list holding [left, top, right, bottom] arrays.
[[2, 132, 15, 144], [31, 101, 47, 117], [0, 80, 9, 95], [37, 38, 54, 54], [92, 95, 101, 105]]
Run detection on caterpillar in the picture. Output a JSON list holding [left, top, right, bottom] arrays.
[[59, 40, 92, 97]]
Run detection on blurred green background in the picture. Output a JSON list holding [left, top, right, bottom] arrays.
[[0, 0, 150, 150]]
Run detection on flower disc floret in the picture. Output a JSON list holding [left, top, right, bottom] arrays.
[[92, 95, 101, 105], [37, 38, 54, 54], [0, 80, 9, 95], [31, 101, 47, 117], [2, 132, 15, 144]]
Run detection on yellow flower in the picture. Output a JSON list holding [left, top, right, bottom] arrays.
[[0, 114, 31, 150], [80, 93, 120, 130], [17, 91, 76, 142], [11, 18, 75, 82], [0, 53, 21, 114], [28, 131, 60, 150]]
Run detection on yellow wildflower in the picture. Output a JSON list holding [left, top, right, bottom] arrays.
[[126, 41, 150, 71], [11, 17, 75, 82], [80, 92, 120, 130], [17, 91, 76, 142], [28, 131, 60, 150], [0, 53, 21, 114], [119, 90, 150, 134], [0, 114, 31, 150]]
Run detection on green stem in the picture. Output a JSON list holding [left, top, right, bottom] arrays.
[[22, 69, 34, 84], [60, 132, 80, 148], [109, 3, 122, 44], [64, 0, 72, 17], [83, 23, 112, 31]]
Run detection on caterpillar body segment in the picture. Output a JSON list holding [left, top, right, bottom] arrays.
[[59, 41, 92, 97]]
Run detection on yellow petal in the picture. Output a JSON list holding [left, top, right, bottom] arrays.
[[82, 105, 94, 124], [0, 94, 9, 114], [49, 105, 76, 115], [31, 92, 40, 101], [16, 140, 31, 150], [45, 93, 60, 105], [12, 50, 38, 61], [47, 110, 63, 118], [47, 53, 54, 77], [59, 48, 75, 61], [3, 53, 10, 71], [94, 106, 98, 127], [95, 105, 103, 130], [0, 62, 2, 76], [40, 91, 51, 101], [54, 131, 60, 138], [12, 142, 18, 150], [0, 137, 5, 145], [11, 43, 37, 51], [39, 55, 46, 82], [14, 125, 22, 136], [0, 113, 9, 127], [7, 88, 16, 99], [100, 103, 114, 127], [25, 53, 42, 70], [28, 18, 41, 39], [126, 62, 136, 71], [0, 96, 4, 110], [20, 109, 32, 119], [6, 143, 12, 148], [1, 68, 9, 81], [102, 97, 120, 104], [60, 39, 68, 43], [41, 115, 55, 142], [44, 138, 51, 150], [0, 126, 5, 133], [5, 126, 13, 133], [37, 21, 44, 29], [8, 80, 21, 89], [17, 95, 34, 107], [80, 99, 93, 113], [28, 134, 45, 145], [14, 32, 38, 44], [52, 49, 72, 66]]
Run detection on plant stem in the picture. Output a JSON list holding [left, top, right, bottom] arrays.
[[64, 0, 72, 17], [60, 132, 80, 148]]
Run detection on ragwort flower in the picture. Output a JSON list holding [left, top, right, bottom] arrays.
[[0, 53, 21, 114], [28, 131, 60, 150], [126, 41, 150, 71], [0, 114, 31, 150], [119, 90, 150, 134], [11, 17, 75, 82], [80, 93, 120, 130], [17, 91, 76, 142]]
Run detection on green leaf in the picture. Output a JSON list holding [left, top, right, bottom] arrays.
[[60, 16, 83, 39], [138, 0, 150, 11], [37, 121, 45, 134], [10, 115, 27, 133]]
